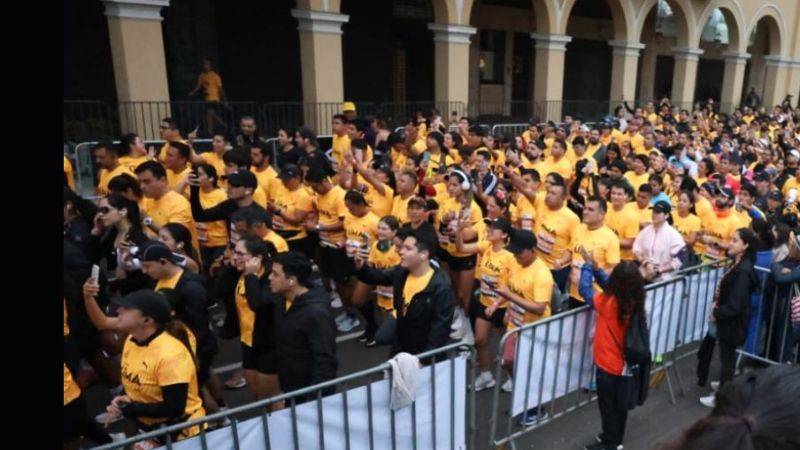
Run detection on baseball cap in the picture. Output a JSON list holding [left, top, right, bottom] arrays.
[[226, 170, 258, 189], [279, 164, 301, 180], [653, 200, 671, 214], [341, 101, 356, 113], [767, 190, 784, 202], [753, 171, 771, 183], [140, 241, 182, 264], [486, 217, 512, 235], [717, 187, 735, 201], [113, 290, 172, 325], [701, 182, 719, 197], [506, 229, 537, 255]]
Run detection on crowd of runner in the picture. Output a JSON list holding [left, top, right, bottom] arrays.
[[63, 98, 800, 448]]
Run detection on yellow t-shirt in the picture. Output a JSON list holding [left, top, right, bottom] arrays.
[[120, 332, 205, 436], [628, 132, 645, 154], [695, 196, 715, 224], [235, 270, 263, 347], [568, 224, 620, 301], [631, 202, 653, 229], [251, 165, 278, 197], [198, 71, 222, 102], [364, 184, 395, 219], [331, 134, 351, 165], [158, 139, 189, 164], [435, 197, 483, 257], [505, 258, 553, 330], [624, 171, 649, 192], [475, 241, 515, 308], [368, 241, 402, 310], [263, 230, 289, 253], [425, 152, 454, 179], [411, 138, 427, 156], [141, 191, 198, 246], [702, 211, 744, 259], [167, 166, 192, 195], [155, 268, 183, 292], [782, 178, 799, 198], [118, 155, 149, 173], [314, 185, 347, 248], [391, 194, 413, 224], [604, 204, 640, 260], [196, 188, 228, 248], [198, 152, 226, 183], [539, 155, 574, 181], [534, 205, 580, 270], [512, 194, 542, 232], [64, 156, 76, 190], [402, 267, 434, 316], [344, 212, 380, 259], [64, 364, 81, 406], [672, 212, 703, 255], [268, 182, 313, 241], [97, 164, 135, 196]]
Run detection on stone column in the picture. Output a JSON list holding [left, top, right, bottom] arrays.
[[608, 40, 645, 111], [762, 56, 794, 108], [719, 52, 749, 113], [670, 46, 703, 111], [291, 9, 349, 135], [103, 0, 171, 139], [428, 23, 476, 118], [530, 33, 572, 122]]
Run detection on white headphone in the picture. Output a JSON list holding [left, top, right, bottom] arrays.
[[451, 169, 471, 192]]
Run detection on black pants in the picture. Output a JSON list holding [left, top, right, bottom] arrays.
[[596, 367, 628, 447], [696, 332, 738, 387]]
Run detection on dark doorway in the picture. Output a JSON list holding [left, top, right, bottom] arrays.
[[511, 32, 531, 101], [694, 58, 724, 104], [653, 55, 675, 100], [562, 38, 612, 120], [64, 0, 116, 101]]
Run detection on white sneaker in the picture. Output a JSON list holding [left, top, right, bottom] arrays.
[[473, 372, 496, 392], [330, 291, 343, 308], [501, 378, 513, 393], [335, 312, 348, 324], [337, 315, 360, 333], [710, 381, 720, 391], [699, 393, 716, 408]]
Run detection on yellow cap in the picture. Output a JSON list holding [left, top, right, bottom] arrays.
[[341, 101, 356, 113]]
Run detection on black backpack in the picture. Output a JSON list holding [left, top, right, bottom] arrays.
[[618, 312, 652, 410], [624, 312, 651, 366]]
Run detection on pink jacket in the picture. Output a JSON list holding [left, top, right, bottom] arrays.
[[632, 222, 686, 275]]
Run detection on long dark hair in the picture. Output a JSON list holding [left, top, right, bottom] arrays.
[[606, 261, 646, 324], [162, 223, 199, 263], [735, 227, 758, 264]]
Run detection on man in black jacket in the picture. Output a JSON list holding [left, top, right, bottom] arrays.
[[355, 228, 455, 356], [268, 251, 338, 394]]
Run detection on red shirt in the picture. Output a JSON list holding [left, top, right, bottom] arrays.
[[593, 293, 627, 375]]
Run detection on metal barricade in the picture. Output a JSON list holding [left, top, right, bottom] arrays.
[[94, 343, 476, 450], [737, 267, 800, 366], [490, 123, 530, 139], [487, 260, 725, 449], [70, 139, 214, 198]]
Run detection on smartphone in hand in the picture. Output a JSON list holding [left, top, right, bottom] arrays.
[[91, 264, 100, 282]]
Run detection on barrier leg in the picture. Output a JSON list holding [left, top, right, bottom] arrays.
[[663, 366, 676, 405], [669, 355, 686, 397]]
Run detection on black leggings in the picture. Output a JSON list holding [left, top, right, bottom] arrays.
[[696, 333, 738, 388], [596, 367, 629, 447]]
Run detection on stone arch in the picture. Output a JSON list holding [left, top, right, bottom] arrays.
[[634, 0, 695, 48], [696, 0, 745, 53], [531, 0, 557, 34], [746, 4, 786, 56], [559, 0, 635, 41]]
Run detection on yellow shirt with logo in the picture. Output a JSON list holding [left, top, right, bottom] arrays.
[[344, 212, 379, 259], [252, 165, 278, 196], [369, 241, 402, 310], [314, 185, 347, 248], [197, 188, 228, 248], [141, 191, 197, 246], [533, 205, 580, 270], [435, 197, 484, 257], [604, 204, 640, 260], [505, 258, 553, 330], [672, 212, 703, 255], [701, 211, 744, 259], [391, 194, 414, 224], [268, 182, 313, 241], [512, 194, 542, 232], [402, 267, 434, 316], [475, 241, 515, 308], [568, 224, 620, 301], [235, 270, 263, 347], [98, 164, 135, 196], [120, 332, 205, 436]]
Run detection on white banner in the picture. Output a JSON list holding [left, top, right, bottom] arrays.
[[158, 354, 467, 450], [510, 268, 723, 416]]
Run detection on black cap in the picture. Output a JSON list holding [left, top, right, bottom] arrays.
[[701, 182, 719, 197], [226, 170, 258, 189], [767, 190, 784, 202], [717, 187, 735, 201], [506, 229, 537, 255], [487, 217, 512, 235], [653, 200, 671, 215], [279, 164, 301, 180], [753, 171, 771, 183], [304, 168, 328, 183], [140, 241, 181, 264], [113, 290, 172, 325]]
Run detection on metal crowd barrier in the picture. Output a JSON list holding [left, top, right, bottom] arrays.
[[490, 123, 530, 138], [94, 343, 476, 450], [487, 259, 730, 449], [737, 266, 800, 366]]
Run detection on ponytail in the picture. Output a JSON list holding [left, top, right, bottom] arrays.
[[165, 319, 197, 369]]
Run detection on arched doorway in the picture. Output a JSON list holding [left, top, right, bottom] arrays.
[[636, 0, 692, 105], [693, 6, 743, 110], [742, 13, 784, 110]]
